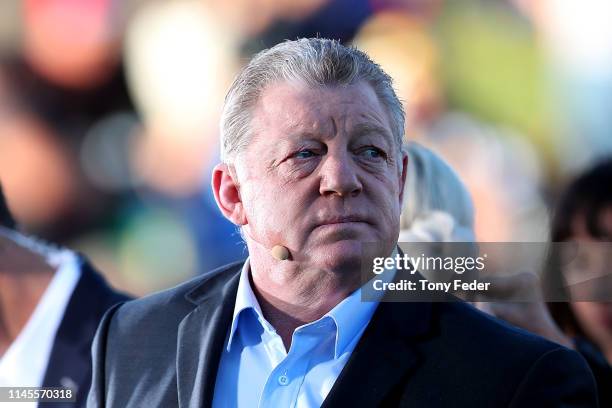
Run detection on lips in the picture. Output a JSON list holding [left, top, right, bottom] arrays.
[[315, 215, 370, 227]]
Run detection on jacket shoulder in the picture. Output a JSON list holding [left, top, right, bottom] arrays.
[[387, 300, 597, 406], [422, 301, 596, 405], [87, 260, 245, 407], [438, 300, 562, 354], [108, 260, 244, 334]]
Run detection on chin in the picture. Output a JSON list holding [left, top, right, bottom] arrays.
[[311, 240, 365, 273]]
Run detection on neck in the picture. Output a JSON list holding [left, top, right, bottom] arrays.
[[0, 239, 55, 356], [248, 255, 359, 351]]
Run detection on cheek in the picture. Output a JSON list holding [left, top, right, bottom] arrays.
[[243, 184, 278, 224], [241, 180, 306, 241], [373, 175, 402, 213], [365, 177, 402, 238], [571, 302, 598, 324], [571, 302, 612, 339]]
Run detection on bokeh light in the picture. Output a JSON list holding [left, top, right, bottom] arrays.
[[80, 112, 142, 192], [23, 0, 120, 89], [117, 206, 197, 295], [124, 0, 237, 134], [123, 0, 238, 196], [0, 113, 75, 228]]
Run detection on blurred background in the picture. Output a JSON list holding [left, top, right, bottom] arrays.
[[0, 0, 610, 296]]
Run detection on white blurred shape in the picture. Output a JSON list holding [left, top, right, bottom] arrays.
[[124, 0, 237, 135], [541, 0, 612, 75]]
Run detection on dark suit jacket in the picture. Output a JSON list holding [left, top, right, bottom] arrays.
[[575, 338, 612, 408], [88, 260, 598, 407], [41, 258, 131, 407]]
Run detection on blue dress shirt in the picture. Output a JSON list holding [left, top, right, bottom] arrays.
[[212, 258, 391, 408]]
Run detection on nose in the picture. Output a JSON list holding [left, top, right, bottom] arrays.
[[319, 151, 362, 198]]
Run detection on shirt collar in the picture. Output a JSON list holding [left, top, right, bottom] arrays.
[[327, 249, 397, 357], [325, 281, 377, 358], [226, 258, 268, 350], [226, 251, 397, 357]]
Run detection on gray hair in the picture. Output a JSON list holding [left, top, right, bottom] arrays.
[[400, 142, 475, 235], [220, 38, 405, 164]]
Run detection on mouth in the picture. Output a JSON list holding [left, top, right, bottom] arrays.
[[315, 216, 370, 228]]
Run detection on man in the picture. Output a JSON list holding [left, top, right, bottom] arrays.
[[0, 185, 130, 407], [88, 39, 597, 407]]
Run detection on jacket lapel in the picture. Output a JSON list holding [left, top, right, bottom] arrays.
[[321, 299, 433, 407], [176, 265, 242, 408]]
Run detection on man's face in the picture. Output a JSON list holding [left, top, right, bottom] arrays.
[[231, 80, 407, 271]]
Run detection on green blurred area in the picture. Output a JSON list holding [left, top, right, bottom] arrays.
[[436, 0, 553, 162]]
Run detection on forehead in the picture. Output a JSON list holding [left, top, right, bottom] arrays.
[[250, 80, 393, 143]]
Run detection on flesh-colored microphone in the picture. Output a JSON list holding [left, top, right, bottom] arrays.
[[243, 228, 291, 261], [271, 245, 290, 261]]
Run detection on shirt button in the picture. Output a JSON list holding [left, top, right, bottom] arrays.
[[278, 375, 289, 386]]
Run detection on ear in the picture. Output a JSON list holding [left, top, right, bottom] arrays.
[[398, 151, 409, 206], [212, 163, 247, 226]]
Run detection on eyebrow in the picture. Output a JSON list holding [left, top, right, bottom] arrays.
[[282, 122, 394, 145], [351, 122, 394, 145]]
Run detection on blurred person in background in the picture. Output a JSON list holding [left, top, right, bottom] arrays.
[[399, 141, 475, 243], [545, 158, 612, 405], [476, 159, 612, 406], [398, 142, 477, 287], [397, 144, 610, 404], [0, 185, 131, 407], [89, 38, 596, 408]]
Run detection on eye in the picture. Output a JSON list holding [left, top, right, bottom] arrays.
[[358, 146, 385, 160], [294, 149, 316, 159]]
